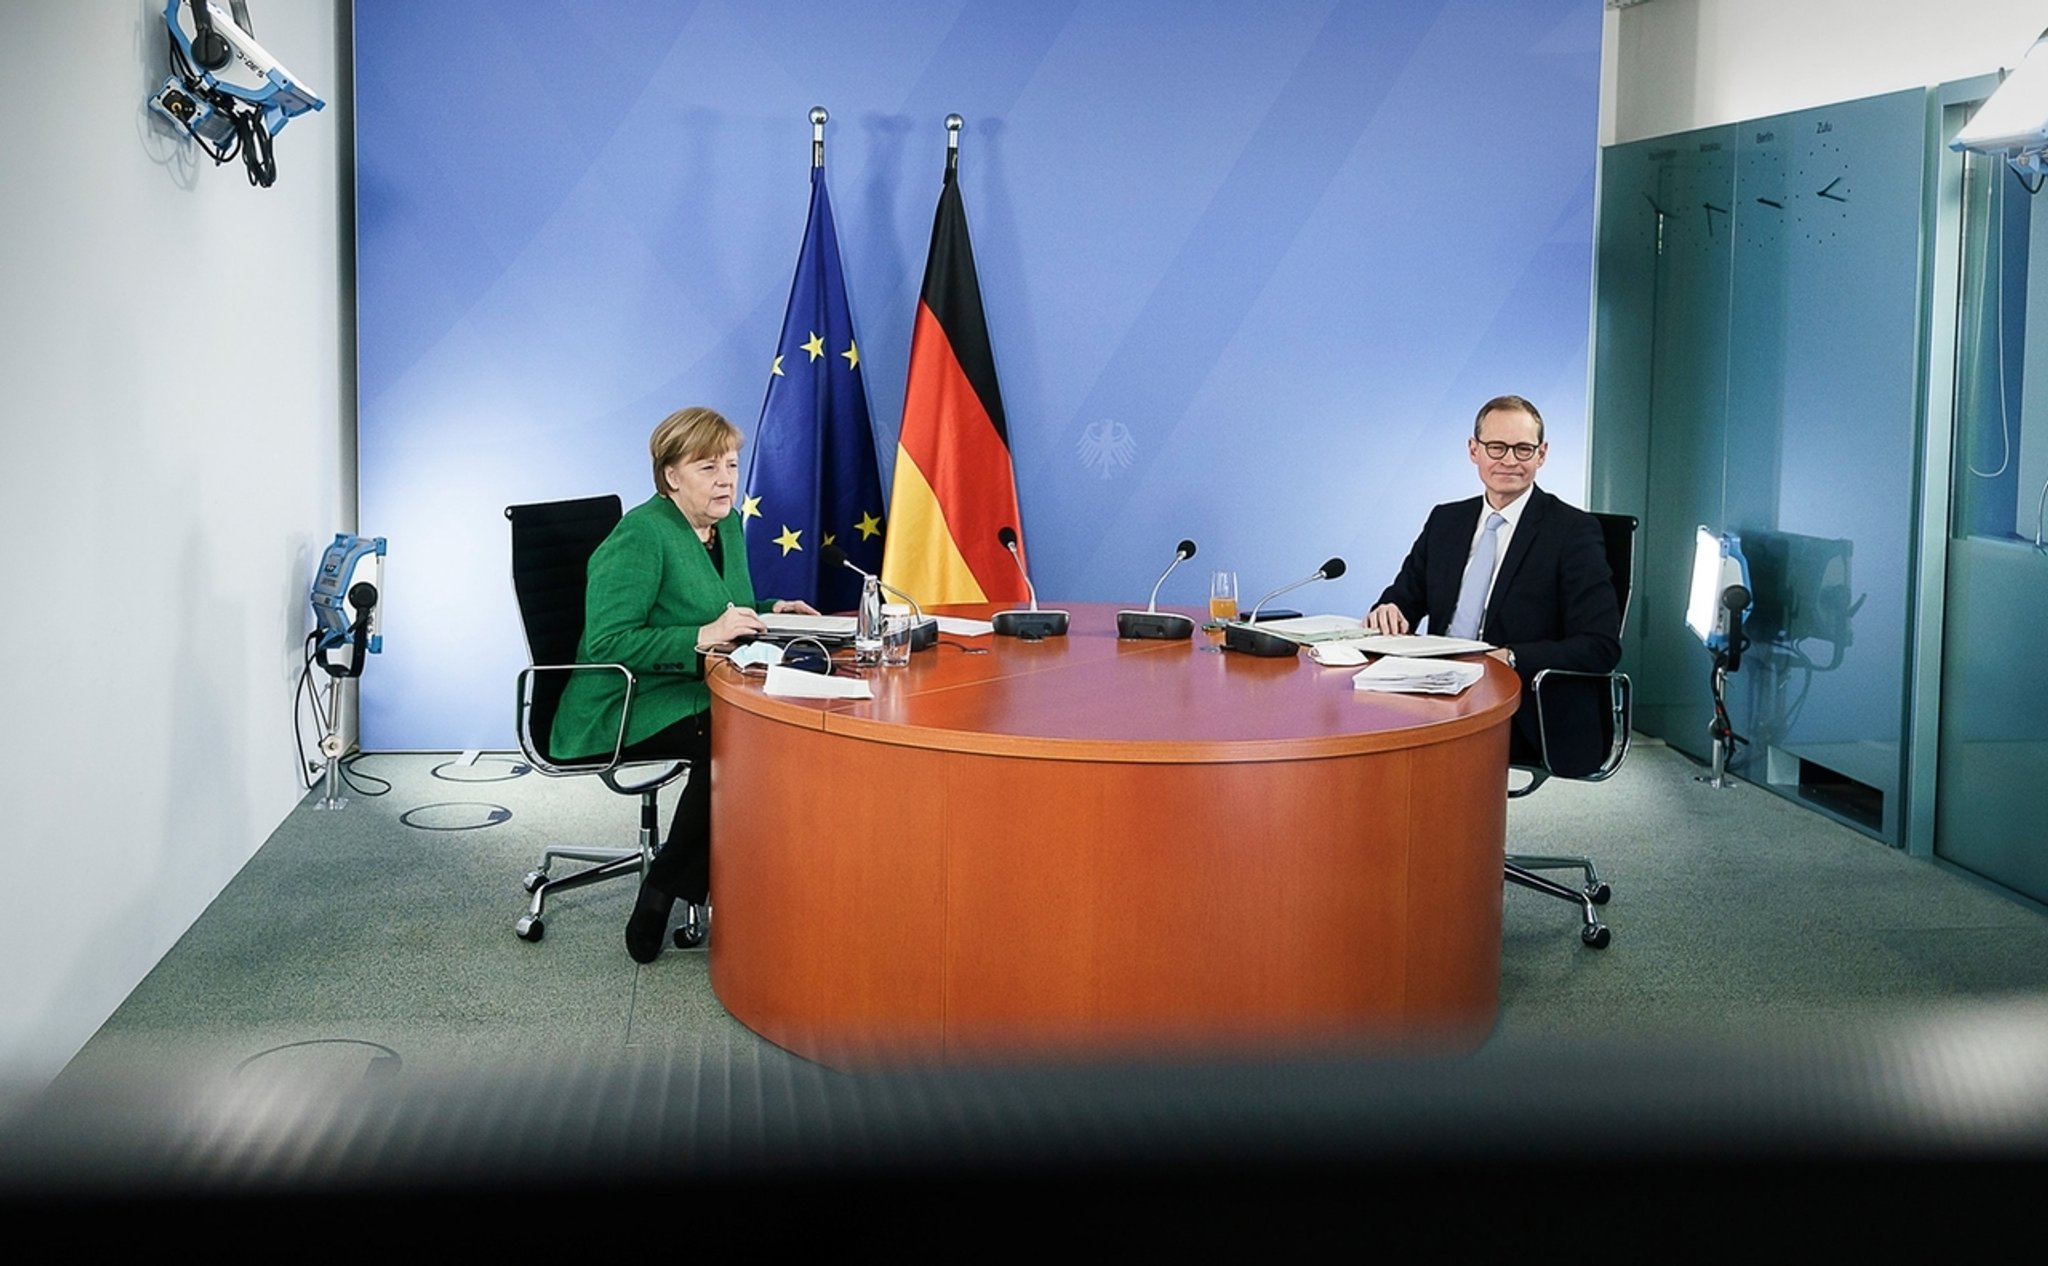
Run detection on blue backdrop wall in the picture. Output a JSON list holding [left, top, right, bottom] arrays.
[[356, 0, 1601, 749]]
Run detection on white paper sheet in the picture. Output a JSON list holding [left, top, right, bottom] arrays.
[[762, 664, 873, 699]]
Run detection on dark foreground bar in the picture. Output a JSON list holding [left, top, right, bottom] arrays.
[[8, 1001, 2048, 1250]]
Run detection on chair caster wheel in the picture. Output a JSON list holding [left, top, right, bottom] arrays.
[[673, 905, 707, 949], [522, 870, 547, 894], [516, 914, 545, 942], [1581, 923, 1610, 949], [1588, 881, 1612, 905]]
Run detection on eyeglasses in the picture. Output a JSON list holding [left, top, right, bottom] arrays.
[[1477, 440, 1540, 461]]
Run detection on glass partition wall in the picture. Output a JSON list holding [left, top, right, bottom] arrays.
[[1594, 77, 2048, 905], [1933, 91, 2048, 902], [1592, 90, 1928, 848]]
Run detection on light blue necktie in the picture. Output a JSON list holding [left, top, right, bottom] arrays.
[[1447, 511, 1506, 641]]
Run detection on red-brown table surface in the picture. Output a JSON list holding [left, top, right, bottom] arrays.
[[707, 603, 1517, 1066]]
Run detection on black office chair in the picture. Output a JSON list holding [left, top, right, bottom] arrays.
[[506, 495, 693, 944], [1505, 512, 1637, 949]]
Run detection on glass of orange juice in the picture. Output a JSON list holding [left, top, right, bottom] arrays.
[[1208, 570, 1239, 624]]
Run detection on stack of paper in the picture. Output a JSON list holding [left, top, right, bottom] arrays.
[[763, 665, 873, 699], [1352, 655, 1486, 696]]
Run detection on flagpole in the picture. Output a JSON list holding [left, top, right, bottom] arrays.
[[751, 103, 885, 611], [945, 112, 962, 175]]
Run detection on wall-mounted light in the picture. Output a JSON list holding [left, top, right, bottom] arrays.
[[1952, 28, 2048, 184]]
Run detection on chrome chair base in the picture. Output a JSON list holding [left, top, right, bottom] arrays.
[[672, 902, 707, 950], [1505, 856, 1611, 948], [512, 784, 662, 943]]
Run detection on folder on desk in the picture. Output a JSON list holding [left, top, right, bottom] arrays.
[[1244, 616, 1492, 659], [1357, 633, 1493, 657], [1247, 614, 1369, 642], [760, 613, 858, 641]]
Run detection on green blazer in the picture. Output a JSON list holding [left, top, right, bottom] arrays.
[[550, 495, 769, 760]]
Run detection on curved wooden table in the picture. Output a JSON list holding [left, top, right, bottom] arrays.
[[707, 603, 1518, 1067]]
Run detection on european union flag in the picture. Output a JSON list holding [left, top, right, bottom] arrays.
[[744, 166, 885, 613]]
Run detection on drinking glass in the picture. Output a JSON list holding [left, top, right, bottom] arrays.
[[880, 604, 914, 667], [1208, 570, 1239, 625]]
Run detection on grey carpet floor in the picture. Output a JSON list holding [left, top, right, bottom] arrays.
[[54, 738, 2048, 1094], [14, 738, 2046, 1246]]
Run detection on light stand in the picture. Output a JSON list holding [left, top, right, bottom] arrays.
[[317, 674, 349, 810], [313, 580, 378, 811], [1696, 584, 1749, 789]]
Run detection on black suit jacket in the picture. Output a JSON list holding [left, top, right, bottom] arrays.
[[1376, 486, 1622, 774]]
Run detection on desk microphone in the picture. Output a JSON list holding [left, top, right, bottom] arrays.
[[1224, 558, 1345, 658], [820, 542, 937, 652], [992, 526, 1069, 638], [1116, 539, 1198, 640]]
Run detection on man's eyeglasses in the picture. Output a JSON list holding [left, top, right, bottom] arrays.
[[1477, 440, 1540, 461]]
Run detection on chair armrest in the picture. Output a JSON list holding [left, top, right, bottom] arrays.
[[517, 663, 688, 794], [1528, 666, 1634, 783], [516, 662, 643, 776]]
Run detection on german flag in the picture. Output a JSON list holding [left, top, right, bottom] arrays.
[[881, 161, 1028, 605]]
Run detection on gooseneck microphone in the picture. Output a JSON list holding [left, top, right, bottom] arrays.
[[992, 526, 1069, 639], [1116, 539, 1198, 640], [1224, 558, 1346, 658], [820, 542, 937, 652]]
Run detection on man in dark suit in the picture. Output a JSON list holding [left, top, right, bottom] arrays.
[[1365, 395, 1621, 775]]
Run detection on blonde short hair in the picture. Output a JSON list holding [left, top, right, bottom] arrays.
[[650, 407, 743, 494]]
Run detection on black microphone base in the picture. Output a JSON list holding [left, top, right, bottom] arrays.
[[1223, 622, 1300, 658], [1116, 610, 1194, 641], [993, 609, 1070, 639], [911, 618, 938, 652]]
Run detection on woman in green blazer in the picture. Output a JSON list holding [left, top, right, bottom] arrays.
[[552, 407, 818, 962]]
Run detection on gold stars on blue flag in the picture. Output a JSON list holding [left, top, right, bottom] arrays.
[[742, 164, 886, 611]]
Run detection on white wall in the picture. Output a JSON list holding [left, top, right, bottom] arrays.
[[1603, 0, 2048, 144], [0, 1, 353, 1088]]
